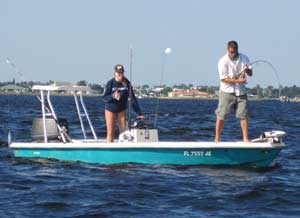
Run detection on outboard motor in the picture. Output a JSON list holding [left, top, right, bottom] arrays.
[[262, 130, 286, 143], [255, 130, 286, 143]]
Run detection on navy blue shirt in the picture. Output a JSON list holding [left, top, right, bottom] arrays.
[[103, 78, 142, 115]]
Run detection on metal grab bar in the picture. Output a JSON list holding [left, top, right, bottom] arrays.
[[80, 93, 97, 140], [40, 90, 48, 143], [74, 93, 87, 139], [47, 91, 67, 143]]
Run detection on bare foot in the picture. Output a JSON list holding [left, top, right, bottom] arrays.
[[214, 138, 219, 143], [243, 138, 251, 143]]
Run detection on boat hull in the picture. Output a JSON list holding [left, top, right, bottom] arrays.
[[10, 142, 284, 167]]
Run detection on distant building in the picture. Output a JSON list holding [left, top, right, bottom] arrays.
[[0, 84, 27, 93], [153, 87, 164, 92], [168, 89, 209, 98]]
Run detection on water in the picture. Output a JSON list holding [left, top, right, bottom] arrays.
[[0, 95, 299, 218]]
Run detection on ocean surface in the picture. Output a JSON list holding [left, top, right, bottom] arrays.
[[0, 95, 299, 218]]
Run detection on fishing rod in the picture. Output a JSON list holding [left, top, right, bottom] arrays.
[[238, 59, 282, 97], [4, 58, 71, 143], [5, 58, 37, 95], [4, 58, 26, 145], [0, 87, 11, 146], [6, 58, 25, 79], [127, 45, 133, 131], [154, 47, 172, 128], [250, 60, 281, 87]]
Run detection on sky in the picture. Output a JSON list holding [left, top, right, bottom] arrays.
[[1, 0, 299, 87]]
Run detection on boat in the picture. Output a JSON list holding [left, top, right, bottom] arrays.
[[8, 84, 286, 167]]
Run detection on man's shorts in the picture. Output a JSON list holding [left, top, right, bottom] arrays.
[[215, 91, 248, 120]]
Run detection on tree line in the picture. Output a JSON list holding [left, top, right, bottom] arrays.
[[1, 80, 300, 98]]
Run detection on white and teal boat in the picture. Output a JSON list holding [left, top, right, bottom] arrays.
[[9, 84, 286, 167]]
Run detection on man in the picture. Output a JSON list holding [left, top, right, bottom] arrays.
[[215, 41, 253, 143]]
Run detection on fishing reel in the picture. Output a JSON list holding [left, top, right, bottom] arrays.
[[133, 118, 144, 129], [131, 113, 155, 130]]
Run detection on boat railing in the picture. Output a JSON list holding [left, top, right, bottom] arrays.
[[32, 84, 98, 143]]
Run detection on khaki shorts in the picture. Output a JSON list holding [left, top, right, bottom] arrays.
[[215, 91, 248, 120]]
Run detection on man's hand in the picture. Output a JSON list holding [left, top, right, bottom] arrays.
[[236, 76, 246, 84], [242, 64, 253, 76]]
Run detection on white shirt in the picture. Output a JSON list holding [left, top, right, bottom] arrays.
[[218, 52, 250, 96]]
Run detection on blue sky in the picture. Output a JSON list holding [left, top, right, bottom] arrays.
[[1, 0, 299, 87]]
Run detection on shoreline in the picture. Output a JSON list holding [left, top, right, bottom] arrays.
[[0, 92, 281, 101], [0, 92, 101, 97]]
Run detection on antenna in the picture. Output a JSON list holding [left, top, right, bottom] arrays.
[[128, 45, 133, 130], [154, 47, 172, 128]]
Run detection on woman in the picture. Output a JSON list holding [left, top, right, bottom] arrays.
[[103, 64, 143, 142]]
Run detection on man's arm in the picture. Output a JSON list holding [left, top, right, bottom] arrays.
[[222, 76, 246, 84]]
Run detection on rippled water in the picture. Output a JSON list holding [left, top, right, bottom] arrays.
[[0, 95, 299, 218]]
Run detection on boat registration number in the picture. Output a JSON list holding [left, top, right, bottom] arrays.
[[183, 151, 212, 157]]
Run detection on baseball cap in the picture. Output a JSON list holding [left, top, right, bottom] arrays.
[[114, 64, 125, 73]]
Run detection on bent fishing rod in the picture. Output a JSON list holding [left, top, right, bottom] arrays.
[[238, 59, 282, 94], [239, 59, 280, 84]]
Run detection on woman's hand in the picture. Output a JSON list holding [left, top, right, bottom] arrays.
[[137, 115, 144, 119], [113, 91, 121, 100]]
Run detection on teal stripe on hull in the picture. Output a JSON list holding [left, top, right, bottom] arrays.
[[12, 147, 282, 167]]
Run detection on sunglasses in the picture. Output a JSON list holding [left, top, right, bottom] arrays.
[[229, 50, 237, 54]]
